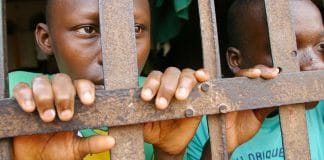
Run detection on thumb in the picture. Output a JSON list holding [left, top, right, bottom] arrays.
[[78, 135, 115, 158], [253, 107, 276, 122]]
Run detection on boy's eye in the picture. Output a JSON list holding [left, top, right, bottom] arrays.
[[134, 23, 145, 35], [316, 42, 324, 53], [76, 26, 98, 35]]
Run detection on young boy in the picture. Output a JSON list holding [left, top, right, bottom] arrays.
[[186, 0, 324, 159], [11, 0, 210, 159]]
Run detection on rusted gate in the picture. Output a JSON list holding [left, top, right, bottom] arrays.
[[0, 0, 323, 159]]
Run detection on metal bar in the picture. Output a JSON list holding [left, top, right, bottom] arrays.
[[264, 0, 310, 159], [0, 0, 6, 98], [99, 0, 144, 159], [0, 0, 12, 159], [198, 0, 226, 159], [1, 70, 323, 138]]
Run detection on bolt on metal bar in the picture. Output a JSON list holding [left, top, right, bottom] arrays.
[[264, 0, 310, 159], [198, 0, 228, 159], [99, 0, 144, 159], [0, 0, 12, 159]]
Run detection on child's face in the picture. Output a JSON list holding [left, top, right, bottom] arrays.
[[40, 0, 150, 84], [241, 0, 324, 71], [292, 1, 324, 71]]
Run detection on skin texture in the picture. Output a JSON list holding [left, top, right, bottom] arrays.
[[223, 0, 324, 155], [13, 0, 210, 159]]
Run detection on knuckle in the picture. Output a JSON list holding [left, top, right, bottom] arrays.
[[53, 73, 70, 79], [16, 87, 31, 96], [13, 83, 30, 92], [181, 75, 196, 84], [161, 85, 176, 95], [148, 78, 160, 87], [182, 68, 194, 73], [56, 93, 72, 101], [32, 75, 49, 83], [56, 98, 71, 110], [151, 70, 163, 76], [37, 94, 53, 103], [165, 67, 180, 74]]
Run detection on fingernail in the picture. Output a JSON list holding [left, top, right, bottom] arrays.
[[83, 91, 94, 103], [43, 109, 56, 122], [142, 89, 153, 100], [254, 69, 261, 74], [177, 88, 188, 99], [60, 110, 73, 121], [24, 101, 35, 112], [156, 97, 168, 110], [196, 70, 205, 77], [106, 136, 116, 148], [275, 68, 280, 73]]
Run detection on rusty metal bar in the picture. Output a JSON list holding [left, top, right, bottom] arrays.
[[265, 0, 310, 159], [1, 70, 323, 138], [0, 0, 6, 98], [198, 0, 226, 159], [99, 0, 144, 159], [0, 0, 12, 159]]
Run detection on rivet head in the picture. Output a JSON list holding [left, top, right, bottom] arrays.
[[201, 83, 210, 92], [185, 109, 194, 117], [219, 104, 228, 114], [290, 51, 297, 57]]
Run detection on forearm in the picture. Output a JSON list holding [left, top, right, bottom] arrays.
[[153, 146, 185, 160]]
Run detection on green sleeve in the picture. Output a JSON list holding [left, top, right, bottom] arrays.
[[8, 71, 49, 97]]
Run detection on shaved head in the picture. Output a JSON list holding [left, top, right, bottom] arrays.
[[227, 0, 270, 58], [227, 0, 322, 68]]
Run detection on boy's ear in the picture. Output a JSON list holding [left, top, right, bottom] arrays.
[[226, 47, 243, 74], [35, 23, 53, 55]]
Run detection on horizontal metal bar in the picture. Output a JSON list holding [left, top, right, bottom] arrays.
[[0, 70, 323, 138]]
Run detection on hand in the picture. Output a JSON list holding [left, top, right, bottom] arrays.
[[13, 131, 115, 160], [142, 67, 210, 155], [13, 73, 96, 122], [226, 65, 279, 153], [13, 73, 115, 160], [234, 64, 280, 79]]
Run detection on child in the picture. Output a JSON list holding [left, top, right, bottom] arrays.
[[186, 0, 324, 159], [11, 0, 209, 159]]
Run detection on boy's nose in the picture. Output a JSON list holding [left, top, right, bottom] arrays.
[[298, 48, 324, 71], [98, 53, 103, 65]]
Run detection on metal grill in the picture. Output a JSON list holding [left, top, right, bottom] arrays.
[[1, 0, 324, 159]]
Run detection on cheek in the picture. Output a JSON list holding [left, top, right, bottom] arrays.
[[136, 39, 150, 71], [53, 40, 102, 79]]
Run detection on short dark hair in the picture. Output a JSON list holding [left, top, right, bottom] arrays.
[[227, 0, 269, 54]]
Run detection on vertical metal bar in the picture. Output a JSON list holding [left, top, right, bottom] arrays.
[[0, 0, 12, 159], [198, 0, 227, 159], [99, 0, 144, 159], [264, 0, 310, 159]]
